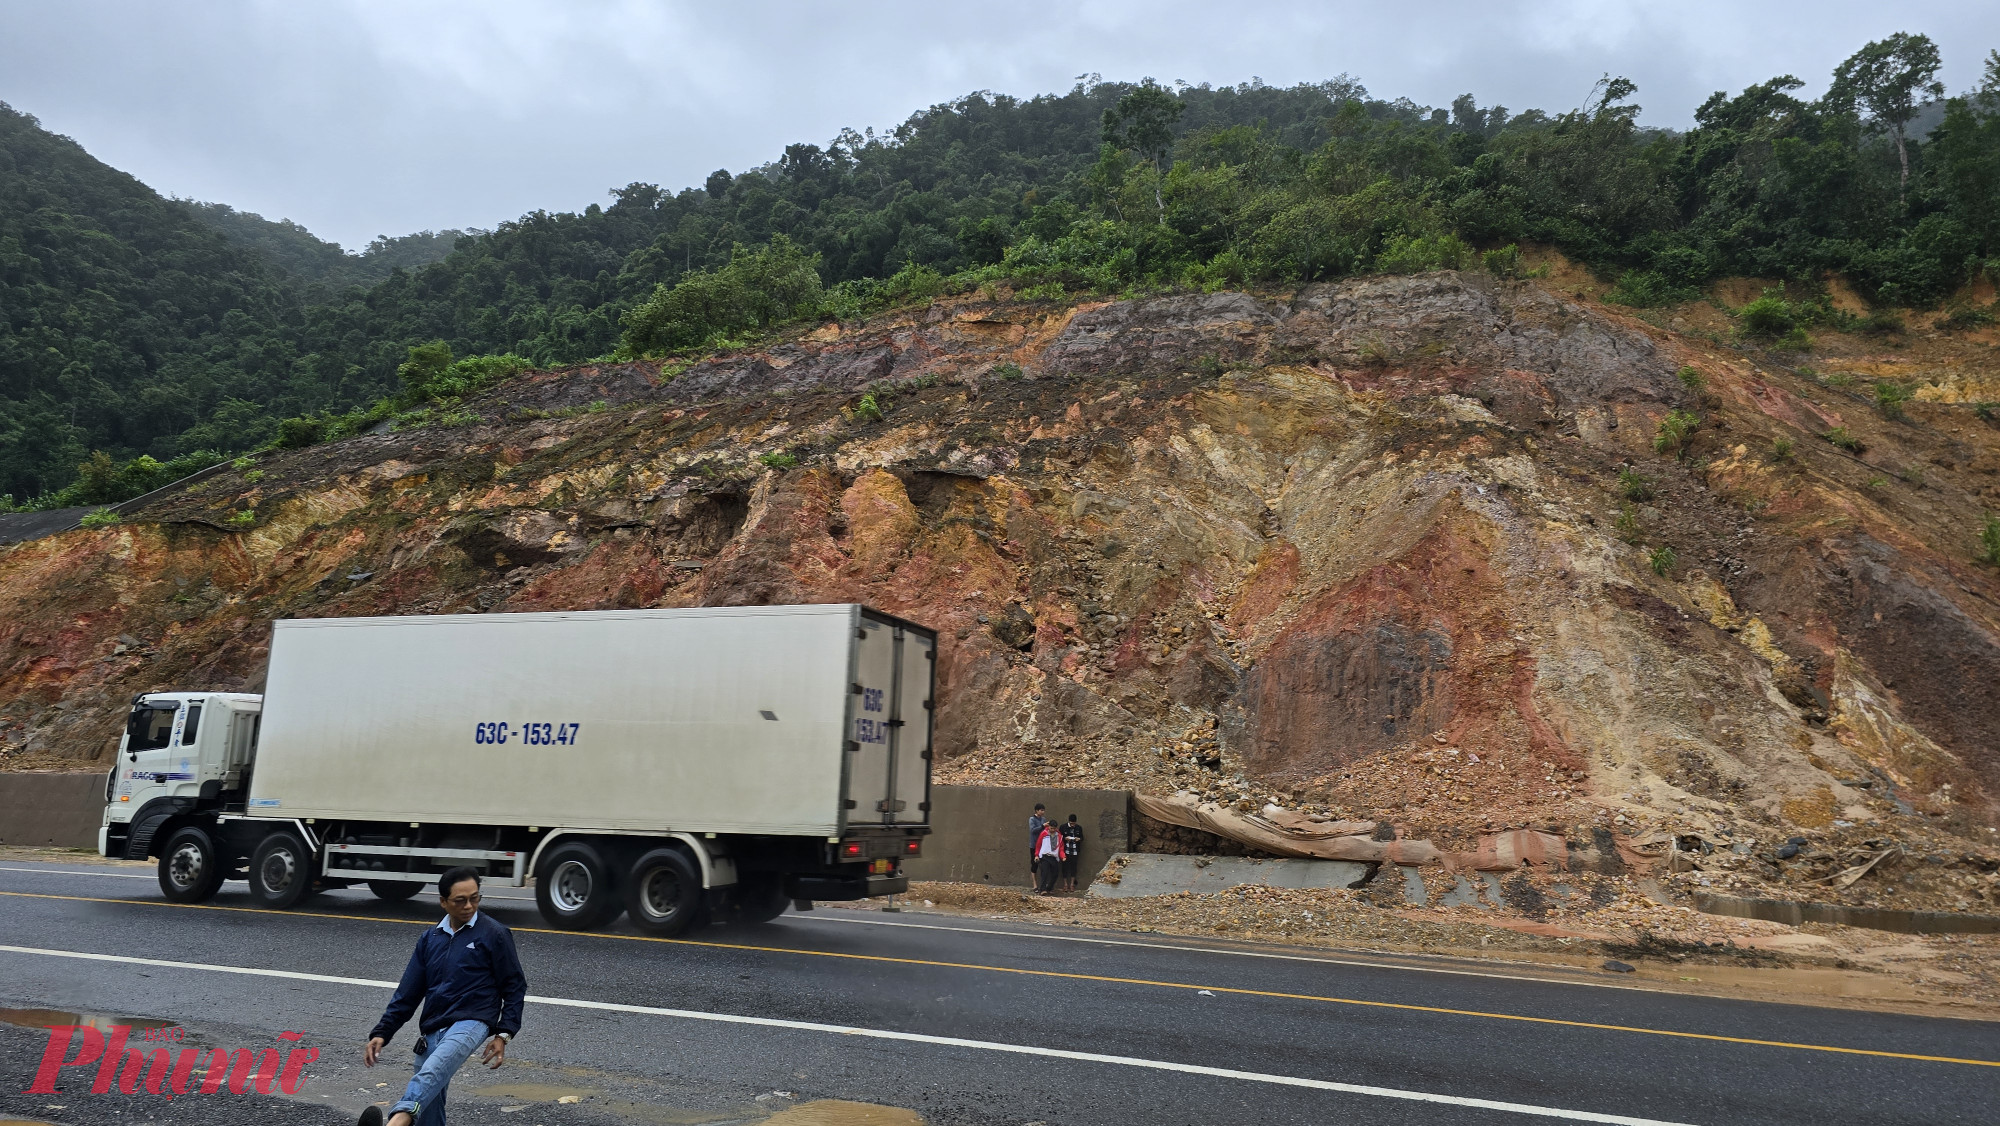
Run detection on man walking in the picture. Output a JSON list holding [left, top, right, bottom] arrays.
[[359, 866, 526, 1126], [1059, 813, 1085, 891]]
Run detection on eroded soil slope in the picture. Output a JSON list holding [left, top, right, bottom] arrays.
[[5, 271, 2000, 912]]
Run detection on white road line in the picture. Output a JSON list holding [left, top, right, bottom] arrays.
[[798, 912, 1652, 993], [0, 866, 152, 879], [0, 942, 1698, 1126], [0, 944, 395, 989], [0, 868, 1720, 1000]]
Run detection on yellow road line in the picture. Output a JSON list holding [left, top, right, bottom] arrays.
[[3, 888, 1994, 1068]]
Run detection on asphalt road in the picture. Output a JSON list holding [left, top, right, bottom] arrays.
[[0, 858, 1995, 1126]]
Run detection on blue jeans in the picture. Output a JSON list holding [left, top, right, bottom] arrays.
[[391, 1019, 490, 1125]]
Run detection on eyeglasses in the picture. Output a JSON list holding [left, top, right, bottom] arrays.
[[446, 893, 482, 906]]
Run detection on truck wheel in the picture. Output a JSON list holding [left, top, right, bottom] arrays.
[[720, 875, 789, 926], [623, 848, 702, 936], [536, 841, 622, 929], [369, 880, 423, 902], [247, 832, 315, 909], [157, 826, 224, 904]]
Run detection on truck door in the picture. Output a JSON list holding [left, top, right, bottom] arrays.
[[848, 615, 933, 828], [849, 621, 897, 826], [120, 700, 184, 808], [889, 628, 933, 826]]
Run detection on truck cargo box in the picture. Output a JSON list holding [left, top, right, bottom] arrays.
[[248, 605, 934, 837]]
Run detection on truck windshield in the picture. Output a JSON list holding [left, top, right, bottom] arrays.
[[128, 705, 177, 752]]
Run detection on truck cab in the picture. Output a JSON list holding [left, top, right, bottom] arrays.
[[101, 692, 262, 861]]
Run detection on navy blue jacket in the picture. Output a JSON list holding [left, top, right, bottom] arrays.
[[370, 912, 527, 1043]]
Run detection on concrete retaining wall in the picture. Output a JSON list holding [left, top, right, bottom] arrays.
[[903, 785, 1130, 889], [0, 508, 92, 546], [0, 772, 106, 848], [1694, 891, 2000, 935]]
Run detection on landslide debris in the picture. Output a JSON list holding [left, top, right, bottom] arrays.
[[4, 268, 1999, 923], [856, 878, 2000, 1013]]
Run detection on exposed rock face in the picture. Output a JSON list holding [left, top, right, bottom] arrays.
[[4, 272, 1998, 857]]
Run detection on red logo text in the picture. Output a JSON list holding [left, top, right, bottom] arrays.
[[24, 1026, 317, 1099]]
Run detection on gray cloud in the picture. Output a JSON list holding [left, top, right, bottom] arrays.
[[3, 1, 1994, 249]]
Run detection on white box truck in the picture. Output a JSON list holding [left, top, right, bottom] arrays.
[[99, 604, 934, 934]]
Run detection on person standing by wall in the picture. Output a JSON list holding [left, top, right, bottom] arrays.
[[1033, 817, 1064, 895], [1059, 814, 1085, 891], [359, 866, 527, 1126], [1027, 803, 1047, 884]]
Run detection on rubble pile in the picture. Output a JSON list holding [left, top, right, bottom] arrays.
[[873, 877, 2000, 1011]]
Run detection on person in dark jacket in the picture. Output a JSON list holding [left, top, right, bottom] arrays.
[[1059, 814, 1084, 891], [359, 866, 526, 1126]]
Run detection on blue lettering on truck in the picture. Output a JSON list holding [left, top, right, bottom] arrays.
[[854, 686, 888, 744], [474, 722, 581, 746]]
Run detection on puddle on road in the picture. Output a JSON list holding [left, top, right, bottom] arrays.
[[763, 1100, 925, 1126], [1633, 961, 1919, 1001], [474, 1083, 923, 1126], [481, 1082, 598, 1102], [0, 1007, 176, 1033]]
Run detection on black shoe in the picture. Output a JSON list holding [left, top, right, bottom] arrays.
[[358, 1106, 384, 1126]]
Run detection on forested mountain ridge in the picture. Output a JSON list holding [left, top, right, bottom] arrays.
[[186, 202, 471, 291], [0, 101, 300, 497], [3, 33, 1998, 506]]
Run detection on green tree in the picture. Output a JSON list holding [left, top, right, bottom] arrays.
[[620, 236, 824, 354], [73, 451, 123, 506], [1827, 32, 1945, 195], [396, 341, 456, 399], [1928, 51, 2000, 253], [1102, 79, 1186, 216]]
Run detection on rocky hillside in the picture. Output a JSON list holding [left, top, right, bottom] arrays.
[[4, 266, 1999, 910]]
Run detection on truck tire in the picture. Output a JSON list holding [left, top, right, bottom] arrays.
[[247, 831, 315, 909], [369, 880, 423, 902], [157, 826, 225, 904], [623, 848, 703, 936], [720, 874, 789, 925], [536, 841, 622, 929]]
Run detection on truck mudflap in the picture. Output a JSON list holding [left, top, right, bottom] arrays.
[[785, 872, 907, 901]]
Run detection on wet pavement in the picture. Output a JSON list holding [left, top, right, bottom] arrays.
[[1, 857, 1997, 1125]]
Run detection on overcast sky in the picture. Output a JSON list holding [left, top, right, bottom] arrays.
[[3, 1, 1996, 251]]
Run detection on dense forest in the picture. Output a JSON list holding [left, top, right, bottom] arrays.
[[185, 203, 469, 291], [3, 32, 1998, 506]]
